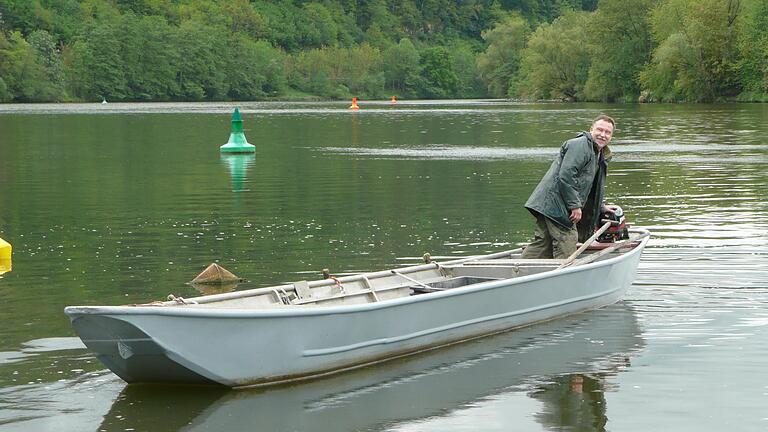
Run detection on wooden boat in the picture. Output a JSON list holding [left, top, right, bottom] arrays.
[[64, 228, 650, 388]]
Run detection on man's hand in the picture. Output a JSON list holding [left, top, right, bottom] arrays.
[[604, 204, 620, 213], [569, 208, 582, 223]]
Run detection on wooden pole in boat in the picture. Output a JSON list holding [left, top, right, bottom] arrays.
[[557, 221, 612, 269]]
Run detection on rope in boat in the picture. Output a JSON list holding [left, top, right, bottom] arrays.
[[423, 252, 451, 277], [167, 294, 198, 305], [321, 268, 345, 294], [329, 276, 345, 294]]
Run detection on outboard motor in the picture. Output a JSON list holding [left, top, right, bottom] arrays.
[[597, 206, 630, 243]]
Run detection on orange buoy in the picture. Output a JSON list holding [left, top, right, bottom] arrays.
[[391, 95, 397, 105], [349, 97, 359, 110]]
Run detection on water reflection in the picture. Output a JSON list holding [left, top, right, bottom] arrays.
[[220, 154, 256, 193], [2, 102, 766, 430], [96, 304, 642, 432], [189, 281, 240, 296], [529, 373, 611, 431]]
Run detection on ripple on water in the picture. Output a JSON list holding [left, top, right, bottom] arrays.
[[318, 145, 556, 161]]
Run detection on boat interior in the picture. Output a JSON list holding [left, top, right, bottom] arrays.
[[146, 231, 649, 310]]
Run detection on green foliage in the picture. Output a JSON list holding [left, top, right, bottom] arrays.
[[252, 0, 350, 52], [221, 0, 267, 40], [62, 39, 89, 99], [499, 0, 589, 23], [382, 38, 420, 97], [450, 41, 486, 98], [640, 0, 742, 102], [27, 29, 66, 99], [476, 14, 530, 98], [0, 77, 9, 102], [583, 0, 654, 102], [360, 1, 402, 44], [174, 21, 228, 100], [0, 0, 51, 35], [419, 46, 459, 98], [345, 44, 386, 97], [286, 44, 384, 99], [76, 21, 128, 100], [119, 14, 178, 100], [0, 30, 64, 101], [299, 3, 338, 48], [227, 37, 286, 100], [516, 11, 591, 100], [737, 0, 768, 99], [0, 0, 764, 102]]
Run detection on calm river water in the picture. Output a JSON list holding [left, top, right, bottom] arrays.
[[0, 101, 767, 431]]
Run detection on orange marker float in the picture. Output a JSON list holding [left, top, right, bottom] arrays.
[[349, 97, 359, 110]]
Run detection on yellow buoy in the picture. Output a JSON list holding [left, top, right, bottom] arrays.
[[0, 237, 11, 275]]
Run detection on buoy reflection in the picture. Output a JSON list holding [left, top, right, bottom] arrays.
[[220, 153, 256, 193]]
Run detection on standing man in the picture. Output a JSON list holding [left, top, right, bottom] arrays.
[[521, 115, 618, 259]]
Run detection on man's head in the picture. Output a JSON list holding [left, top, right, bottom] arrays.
[[590, 115, 615, 149]]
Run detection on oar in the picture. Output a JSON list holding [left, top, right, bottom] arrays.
[[557, 220, 612, 269]]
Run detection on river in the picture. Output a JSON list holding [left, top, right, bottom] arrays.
[[0, 100, 766, 431]]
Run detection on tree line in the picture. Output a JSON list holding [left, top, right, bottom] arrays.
[[0, 0, 766, 103]]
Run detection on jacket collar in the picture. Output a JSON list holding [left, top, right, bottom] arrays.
[[603, 145, 612, 161]]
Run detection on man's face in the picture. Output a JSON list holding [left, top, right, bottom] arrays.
[[590, 119, 614, 149]]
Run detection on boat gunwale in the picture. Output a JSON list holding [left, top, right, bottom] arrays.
[[64, 229, 650, 319]]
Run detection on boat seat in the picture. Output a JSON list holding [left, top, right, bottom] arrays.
[[409, 276, 499, 295], [293, 281, 313, 299], [410, 286, 445, 294]]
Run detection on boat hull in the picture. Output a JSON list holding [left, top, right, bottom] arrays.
[[65, 235, 648, 387], [98, 303, 642, 431]]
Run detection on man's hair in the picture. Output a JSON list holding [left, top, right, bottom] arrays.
[[592, 115, 615, 129]]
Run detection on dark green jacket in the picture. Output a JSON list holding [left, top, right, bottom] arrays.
[[524, 132, 610, 232], [577, 144, 611, 242]]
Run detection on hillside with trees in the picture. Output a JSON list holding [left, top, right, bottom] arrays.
[[0, 0, 765, 103]]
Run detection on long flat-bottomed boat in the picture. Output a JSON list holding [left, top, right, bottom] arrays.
[[65, 228, 650, 388]]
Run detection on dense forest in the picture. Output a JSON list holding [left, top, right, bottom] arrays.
[[0, 0, 765, 103]]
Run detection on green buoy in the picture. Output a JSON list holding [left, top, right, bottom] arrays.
[[220, 108, 255, 153]]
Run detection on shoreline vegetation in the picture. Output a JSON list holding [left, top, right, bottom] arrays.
[[0, 0, 766, 104]]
